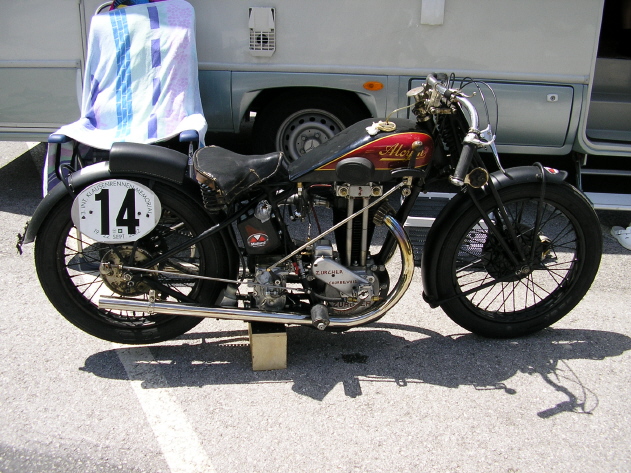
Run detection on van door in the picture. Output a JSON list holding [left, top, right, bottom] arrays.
[[0, 1, 84, 141], [409, 79, 576, 152], [586, 0, 631, 144]]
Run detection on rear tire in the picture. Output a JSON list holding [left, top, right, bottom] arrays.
[[35, 184, 227, 344], [433, 183, 601, 338]]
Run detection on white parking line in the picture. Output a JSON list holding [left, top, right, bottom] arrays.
[[115, 345, 216, 473]]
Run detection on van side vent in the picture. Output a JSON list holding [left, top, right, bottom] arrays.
[[249, 7, 276, 57], [421, 0, 445, 25]]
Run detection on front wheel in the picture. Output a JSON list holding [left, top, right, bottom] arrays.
[[434, 183, 602, 338], [34, 184, 228, 344]]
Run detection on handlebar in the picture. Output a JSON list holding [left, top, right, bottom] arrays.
[[422, 73, 486, 186], [451, 143, 476, 185], [452, 95, 480, 185], [425, 73, 450, 99]]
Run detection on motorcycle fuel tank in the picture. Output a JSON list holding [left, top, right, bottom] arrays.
[[288, 118, 434, 183]]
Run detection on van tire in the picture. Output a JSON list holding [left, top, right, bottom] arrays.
[[252, 94, 368, 161]]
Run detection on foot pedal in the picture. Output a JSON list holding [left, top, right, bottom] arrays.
[[310, 304, 330, 330]]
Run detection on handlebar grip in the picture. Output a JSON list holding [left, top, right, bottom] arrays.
[[453, 143, 475, 183], [426, 73, 452, 99]]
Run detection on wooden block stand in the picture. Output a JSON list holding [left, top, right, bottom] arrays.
[[248, 322, 287, 371]]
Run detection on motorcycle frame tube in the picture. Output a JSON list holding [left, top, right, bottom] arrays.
[[375, 179, 425, 266], [99, 214, 415, 328], [138, 185, 299, 272], [268, 181, 405, 271], [345, 197, 354, 267]]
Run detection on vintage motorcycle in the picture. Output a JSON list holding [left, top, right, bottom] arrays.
[[19, 73, 602, 344]]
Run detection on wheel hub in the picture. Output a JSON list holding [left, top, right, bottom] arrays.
[[482, 228, 553, 281], [99, 246, 156, 296], [290, 125, 335, 156], [277, 109, 345, 159]]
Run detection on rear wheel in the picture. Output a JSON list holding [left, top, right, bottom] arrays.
[[434, 183, 602, 338], [35, 184, 227, 344]]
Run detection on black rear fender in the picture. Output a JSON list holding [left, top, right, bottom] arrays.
[[23, 145, 200, 245]]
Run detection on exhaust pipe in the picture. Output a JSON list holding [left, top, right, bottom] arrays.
[[99, 215, 414, 328], [99, 296, 315, 325]]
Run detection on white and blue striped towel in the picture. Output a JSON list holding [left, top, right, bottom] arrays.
[[44, 0, 206, 194]]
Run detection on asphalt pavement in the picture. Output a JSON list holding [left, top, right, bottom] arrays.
[[1, 142, 631, 473]]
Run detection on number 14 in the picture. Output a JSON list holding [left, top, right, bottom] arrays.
[[94, 189, 140, 235]]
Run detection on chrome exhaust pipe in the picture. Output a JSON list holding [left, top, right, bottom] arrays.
[[99, 296, 315, 325], [99, 215, 414, 328]]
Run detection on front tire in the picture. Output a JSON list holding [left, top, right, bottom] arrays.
[[434, 183, 601, 338], [34, 184, 228, 344]]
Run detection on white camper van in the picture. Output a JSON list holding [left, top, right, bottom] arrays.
[[1, 0, 630, 207]]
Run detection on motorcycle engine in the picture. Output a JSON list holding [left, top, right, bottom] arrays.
[[309, 240, 381, 315], [252, 267, 288, 311], [240, 197, 384, 316]]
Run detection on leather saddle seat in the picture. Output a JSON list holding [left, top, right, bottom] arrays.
[[193, 146, 289, 209]]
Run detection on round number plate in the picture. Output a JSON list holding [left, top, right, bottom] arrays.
[[71, 180, 162, 243]]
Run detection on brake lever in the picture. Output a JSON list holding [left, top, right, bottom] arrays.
[[479, 125, 507, 175]]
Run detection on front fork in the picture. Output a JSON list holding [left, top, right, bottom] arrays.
[[376, 161, 551, 272], [464, 162, 550, 270]]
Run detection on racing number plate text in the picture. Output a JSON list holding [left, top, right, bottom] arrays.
[[71, 180, 161, 243]]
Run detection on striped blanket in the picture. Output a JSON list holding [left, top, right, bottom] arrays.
[[44, 0, 206, 194]]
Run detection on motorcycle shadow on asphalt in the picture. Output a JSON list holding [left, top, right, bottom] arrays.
[[80, 324, 631, 418]]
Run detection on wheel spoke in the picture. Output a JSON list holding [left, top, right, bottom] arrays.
[[61, 208, 205, 326], [446, 193, 591, 321]]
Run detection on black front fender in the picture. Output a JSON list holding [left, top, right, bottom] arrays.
[[488, 164, 567, 190], [420, 165, 568, 307]]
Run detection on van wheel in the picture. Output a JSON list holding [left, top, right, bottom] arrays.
[[253, 94, 368, 161]]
